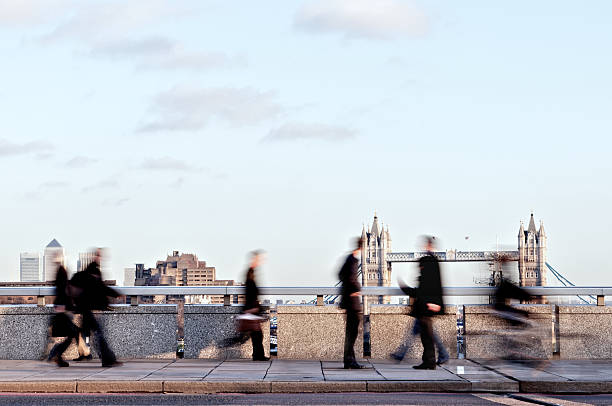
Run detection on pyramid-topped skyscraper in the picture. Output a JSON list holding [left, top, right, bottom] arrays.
[[43, 238, 65, 282]]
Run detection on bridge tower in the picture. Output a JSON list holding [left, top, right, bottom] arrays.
[[361, 212, 393, 313], [518, 213, 547, 287]]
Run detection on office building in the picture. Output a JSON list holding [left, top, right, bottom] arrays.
[[43, 239, 64, 282], [20, 252, 40, 282]]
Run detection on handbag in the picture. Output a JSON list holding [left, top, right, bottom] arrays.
[[236, 312, 265, 333], [50, 313, 78, 337]]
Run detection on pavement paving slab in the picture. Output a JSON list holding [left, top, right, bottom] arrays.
[[0, 358, 610, 394]]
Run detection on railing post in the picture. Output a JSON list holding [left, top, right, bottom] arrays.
[[130, 296, 139, 306], [223, 294, 231, 306], [316, 295, 324, 306], [37, 295, 45, 307], [597, 295, 605, 306]]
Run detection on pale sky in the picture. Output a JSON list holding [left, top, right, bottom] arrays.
[[1, 0, 611, 289]]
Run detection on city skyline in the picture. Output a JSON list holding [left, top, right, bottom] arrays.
[[1, 1, 611, 288]]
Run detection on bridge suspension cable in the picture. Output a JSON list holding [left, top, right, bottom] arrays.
[[545, 262, 596, 304]]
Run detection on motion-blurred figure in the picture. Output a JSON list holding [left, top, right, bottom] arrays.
[[70, 248, 121, 367], [242, 250, 268, 361], [339, 237, 364, 369], [489, 254, 540, 360], [48, 255, 79, 367], [222, 250, 269, 361], [398, 236, 444, 370]]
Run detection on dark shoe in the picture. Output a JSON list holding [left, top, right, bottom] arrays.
[[344, 363, 365, 369], [437, 354, 450, 365], [413, 363, 436, 370], [390, 353, 404, 363], [101, 360, 123, 368], [252, 356, 270, 361], [73, 354, 92, 362], [51, 356, 69, 367]]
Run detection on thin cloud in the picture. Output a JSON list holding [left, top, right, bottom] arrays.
[[137, 86, 283, 133], [66, 156, 98, 168], [40, 1, 189, 44], [82, 179, 119, 193], [141, 157, 202, 173], [24, 181, 69, 200], [262, 123, 357, 143], [169, 177, 185, 189], [295, 0, 428, 40], [0, 139, 54, 157], [0, 0, 71, 26], [90, 36, 246, 71], [114, 198, 130, 206]]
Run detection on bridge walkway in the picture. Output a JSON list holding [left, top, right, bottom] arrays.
[[0, 358, 609, 394]]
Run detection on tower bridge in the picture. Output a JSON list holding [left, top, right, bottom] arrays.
[[360, 212, 548, 308]]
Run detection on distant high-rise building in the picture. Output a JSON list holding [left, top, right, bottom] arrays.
[[20, 252, 40, 282], [123, 267, 136, 286], [77, 252, 95, 273], [135, 251, 237, 304], [43, 239, 64, 282]]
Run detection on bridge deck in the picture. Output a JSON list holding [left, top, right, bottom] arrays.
[[387, 251, 520, 262], [0, 358, 609, 394]]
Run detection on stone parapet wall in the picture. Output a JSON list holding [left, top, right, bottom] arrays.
[[369, 305, 458, 360], [0, 306, 54, 360], [184, 305, 270, 359], [1, 304, 610, 360], [558, 305, 612, 359], [464, 305, 553, 359], [276, 305, 363, 360]]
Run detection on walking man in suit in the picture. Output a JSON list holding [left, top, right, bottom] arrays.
[[339, 237, 364, 369], [399, 236, 445, 369]]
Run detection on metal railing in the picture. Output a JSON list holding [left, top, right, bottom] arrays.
[[1, 286, 609, 306]]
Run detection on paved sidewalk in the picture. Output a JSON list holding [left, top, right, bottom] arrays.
[[0, 359, 610, 394]]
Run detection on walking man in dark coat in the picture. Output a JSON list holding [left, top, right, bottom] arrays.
[[339, 237, 364, 369], [70, 249, 121, 367], [399, 236, 444, 369]]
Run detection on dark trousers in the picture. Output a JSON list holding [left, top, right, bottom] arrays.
[[419, 316, 435, 366], [343, 310, 360, 365], [82, 310, 116, 364], [250, 329, 265, 360]]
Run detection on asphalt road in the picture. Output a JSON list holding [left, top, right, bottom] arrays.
[[0, 393, 610, 406]]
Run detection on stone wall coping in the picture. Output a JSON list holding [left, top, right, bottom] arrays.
[[184, 305, 269, 314], [276, 305, 347, 314], [369, 304, 457, 315], [0, 304, 178, 315], [463, 304, 552, 314], [558, 305, 612, 314]]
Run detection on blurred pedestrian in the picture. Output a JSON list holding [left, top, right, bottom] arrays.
[[398, 236, 444, 370], [70, 248, 121, 367], [48, 255, 79, 367], [242, 250, 269, 361], [339, 237, 364, 369]]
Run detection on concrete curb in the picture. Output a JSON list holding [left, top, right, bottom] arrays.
[[0, 380, 609, 394], [520, 381, 612, 393], [271, 381, 366, 393], [367, 380, 471, 392], [77, 381, 163, 393], [163, 381, 270, 394], [0, 381, 76, 393], [470, 381, 519, 393]]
